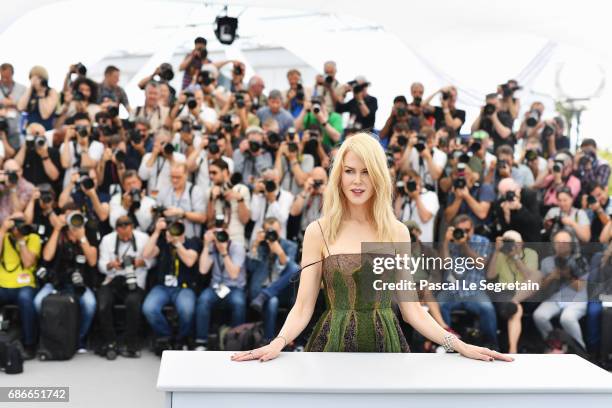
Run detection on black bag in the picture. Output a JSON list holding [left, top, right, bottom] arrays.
[[601, 306, 612, 366], [38, 293, 79, 361], [220, 322, 265, 351]]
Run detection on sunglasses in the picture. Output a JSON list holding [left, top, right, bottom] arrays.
[[116, 221, 133, 228]]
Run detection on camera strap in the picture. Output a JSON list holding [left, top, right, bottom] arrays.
[[114, 234, 137, 259], [0, 235, 26, 273], [155, 157, 167, 186], [262, 190, 282, 221], [213, 240, 232, 277]]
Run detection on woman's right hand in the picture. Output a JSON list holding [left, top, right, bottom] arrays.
[[230, 338, 284, 362]]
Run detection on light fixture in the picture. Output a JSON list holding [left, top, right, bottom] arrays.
[[214, 8, 238, 45]]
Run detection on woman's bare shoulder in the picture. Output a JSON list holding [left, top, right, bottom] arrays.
[[392, 219, 411, 242], [302, 218, 327, 259]]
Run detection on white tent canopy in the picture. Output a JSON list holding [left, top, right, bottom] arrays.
[[1, 0, 609, 147]]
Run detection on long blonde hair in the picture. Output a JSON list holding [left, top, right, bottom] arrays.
[[321, 133, 396, 244]]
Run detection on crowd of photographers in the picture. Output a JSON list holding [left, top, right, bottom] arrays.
[[0, 36, 611, 364]]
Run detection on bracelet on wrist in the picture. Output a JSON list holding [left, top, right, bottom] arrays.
[[442, 333, 458, 352]]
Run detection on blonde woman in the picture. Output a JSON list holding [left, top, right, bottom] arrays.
[[232, 133, 513, 363]]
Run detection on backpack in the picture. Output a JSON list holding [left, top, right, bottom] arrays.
[[0, 334, 24, 374], [219, 322, 265, 351]]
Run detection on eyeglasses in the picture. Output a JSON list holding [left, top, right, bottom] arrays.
[[116, 221, 133, 228]]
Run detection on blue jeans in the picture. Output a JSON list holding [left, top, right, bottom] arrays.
[[195, 286, 246, 342], [248, 259, 300, 340], [142, 285, 196, 340], [0, 286, 37, 346], [437, 291, 499, 347], [586, 301, 602, 353], [33, 283, 97, 349]]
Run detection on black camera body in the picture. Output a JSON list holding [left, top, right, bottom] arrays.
[[168, 220, 185, 237], [525, 149, 538, 162], [215, 229, 229, 243], [264, 180, 277, 193], [313, 179, 324, 190], [12, 218, 34, 236], [235, 93, 245, 108], [406, 180, 418, 193], [75, 125, 89, 138], [129, 188, 141, 210], [287, 141, 298, 153], [265, 229, 279, 242], [587, 195, 597, 206], [415, 136, 427, 153], [552, 160, 564, 173], [500, 238, 516, 255], [453, 177, 466, 189], [163, 142, 174, 156], [504, 191, 516, 202], [483, 103, 495, 116], [452, 228, 465, 241], [441, 91, 451, 101], [267, 131, 280, 145]]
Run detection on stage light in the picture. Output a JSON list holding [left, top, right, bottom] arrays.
[[214, 15, 238, 45]]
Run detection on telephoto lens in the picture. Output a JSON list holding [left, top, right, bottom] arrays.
[[114, 150, 126, 163], [80, 176, 95, 190], [287, 142, 298, 153], [505, 191, 516, 202], [500, 238, 515, 255], [67, 212, 86, 228], [249, 140, 261, 153], [163, 143, 174, 156], [415, 137, 426, 152], [265, 229, 279, 242], [215, 229, 229, 243], [76, 125, 89, 138], [483, 103, 495, 116], [264, 180, 276, 193], [312, 102, 321, 114], [129, 189, 141, 210], [406, 180, 418, 193], [452, 228, 465, 241], [208, 143, 220, 154], [25, 135, 36, 150], [552, 161, 563, 173], [123, 256, 137, 291], [168, 221, 185, 237], [215, 213, 225, 228], [129, 130, 142, 145], [453, 177, 466, 189], [35, 136, 47, 148]]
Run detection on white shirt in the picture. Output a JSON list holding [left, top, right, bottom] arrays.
[[156, 182, 206, 239], [138, 152, 186, 195], [409, 147, 447, 190], [189, 150, 234, 193], [249, 188, 294, 247], [399, 190, 440, 243], [178, 106, 219, 129], [205, 183, 251, 246], [171, 132, 203, 156], [98, 230, 153, 290], [60, 139, 105, 188], [109, 193, 157, 232]]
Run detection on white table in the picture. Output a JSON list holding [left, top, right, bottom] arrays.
[[157, 351, 612, 408]]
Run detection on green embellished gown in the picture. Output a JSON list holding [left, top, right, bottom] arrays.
[[304, 252, 411, 353]]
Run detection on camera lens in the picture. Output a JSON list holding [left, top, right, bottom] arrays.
[[264, 180, 276, 193], [208, 143, 220, 154], [168, 221, 185, 237], [129, 130, 142, 145], [452, 228, 465, 241], [76, 125, 89, 138], [265, 229, 279, 242], [215, 229, 229, 243], [287, 142, 298, 153], [40, 192, 54, 204], [114, 150, 126, 163], [35, 136, 46, 148], [163, 143, 174, 156], [406, 180, 417, 193], [68, 213, 85, 228], [249, 141, 261, 153], [80, 176, 94, 190]]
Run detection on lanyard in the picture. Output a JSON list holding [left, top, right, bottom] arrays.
[[155, 157, 167, 188]]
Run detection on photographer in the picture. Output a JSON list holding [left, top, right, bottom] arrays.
[[59, 113, 105, 188], [582, 183, 612, 244], [0, 63, 26, 151], [534, 151, 581, 208], [137, 63, 176, 95], [142, 216, 201, 353], [97, 216, 152, 359], [541, 117, 569, 158], [290, 167, 327, 240], [574, 138, 611, 194], [520, 136, 548, 186], [312, 61, 342, 113], [438, 215, 498, 349], [544, 187, 591, 243], [256, 90, 294, 136], [156, 163, 206, 239], [401, 126, 447, 190], [497, 79, 521, 120], [493, 178, 542, 243], [17, 66, 59, 130], [170, 117, 201, 157], [179, 37, 211, 90], [58, 168, 110, 234], [0, 159, 35, 223], [14, 123, 61, 189], [249, 168, 294, 246], [232, 126, 273, 187], [283, 69, 310, 117], [248, 217, 300, 341], [394, 170, 439, 243], [138, 132, 187, 196], [219, 90, 258, 134], [109, 170, 156, 232], [36, 208, 98, 353], [125, 118, 153, 170], [171, 89, 219, 135], [295, 96, 342, 148], [55, 74, 101, 128], [97, 65, 130, 111], [533, 229, 589, 350], [195, 225, 247, 351], [186, 132, 230, 192], [380, 96, 419, 142], [133, 82, 171, 135], [96, 134, 127, 197], [205, 159, 250, 245], [471, 93, 513, 150], [0, 213, 41, 359], [247, 75, 267, 113], [487, 231, 540, 353], [423, 86, 465, 133], [444, 162, 495, 231], [335, 76, 377, 131], [492, 145, 534, 188], [516, 101, 545, 141], [23, 184, 57, 244], [275, 127, 314, 196]]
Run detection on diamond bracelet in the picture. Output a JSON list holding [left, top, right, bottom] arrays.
[[442, 333, 458, 352]]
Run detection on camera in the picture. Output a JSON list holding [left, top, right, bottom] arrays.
[[406, 180, 417, 193], [25, 134, 46, 150], [267, 131, 280, 145], [0, 117, 8, 133], [215, 229, 229, 243], [264, 180, 277, 193], [265, 229, 279, 242], [75, 125, 89, 138], [114, 149, 126, 163], [184, 92, 197, 110], [158, 63, 174, 82], [587, 195, 597, 206], [168, 220, 185, 237], [207, 141, 220, 154], [122, 256, 138, 291], [295, 83, 305, 101], [415, 136, 427, 153], [129, 129, 142, 145], [67, 212, 86, 228], [324, 75, 334, 85], [313, 179, 324, 190], [552, 160, 563, 173], [214, 213, 225, 228], [129, 188, 141, 210], [233, 65, 243, 76], [526, 110, 541, 127], [500, 82, 520, 98], [453, 177, 466, 189], [180, 120, 192, 133], [469, 141, 481, 153], [541, 124, 555, 138], [74, 62, 87, 76], [396, 180, 406, 195], [69, 268, 85, 288], [100, 125, 114, 137], [504, 190, 516, 202], [452, 228, 465, 241], [312, 100, 322, 114], [12, 218, 34, 236], [413, 96, 422, 107], [441, 91, 451, 101], [525, 149, 538, 162], [79, 175, 95, 190], [483, 103, 495, 116], [500, 238, 516, 255], [40, 190, 54, 204], [220, 114, 233, 132], [397, 134, 408, 147], [287, 141, 298, 153], [73, 90, 85, 102], [235, 92, 245, 108], [163, 142, 174, 156], [248, 140, 261, 154], [198, 70, 213, 86]]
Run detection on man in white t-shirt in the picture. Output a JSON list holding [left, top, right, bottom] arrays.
[[402, 127, 446, 191], [138, 132, 186, 197], [59, 113, 105, 188], [394, 170, 439, 243]]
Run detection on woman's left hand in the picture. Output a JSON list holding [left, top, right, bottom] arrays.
[[456, 341, 514, 362]]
